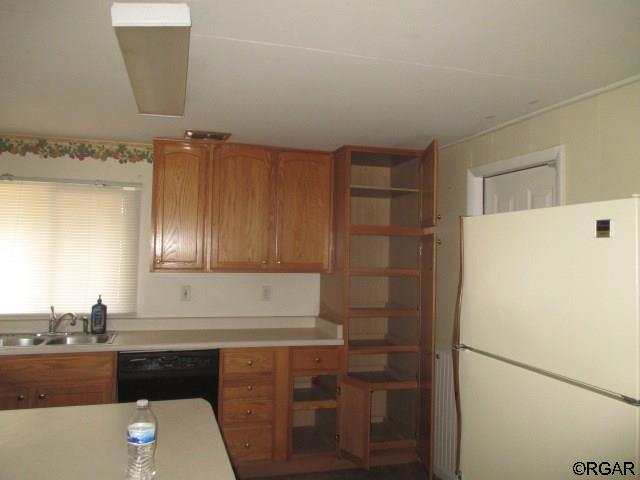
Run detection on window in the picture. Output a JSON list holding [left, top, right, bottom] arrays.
[[0, 178, 140, 315]]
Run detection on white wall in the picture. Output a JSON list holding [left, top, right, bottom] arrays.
[[0, 152, 320, 319], [436, 79, 640, 350]]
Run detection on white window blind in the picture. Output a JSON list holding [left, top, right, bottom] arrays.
[[0, 179, 140, 315]]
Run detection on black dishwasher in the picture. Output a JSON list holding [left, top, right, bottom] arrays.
[[117, 350, 219, 414]]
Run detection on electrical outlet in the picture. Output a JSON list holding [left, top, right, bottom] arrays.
[[180, 285, 192, 302], [261, 285, 272, 301]]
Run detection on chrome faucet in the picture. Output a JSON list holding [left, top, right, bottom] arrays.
[[49, 306, 82, 334]]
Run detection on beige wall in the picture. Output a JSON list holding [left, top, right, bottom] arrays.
[[436, 80, 640, 349], [0, 152, 320, 319]]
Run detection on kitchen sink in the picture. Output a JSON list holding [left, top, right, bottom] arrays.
[[0, 332, 117, 347], [45, 333, 115, 345], [0, 335, 47, 347]]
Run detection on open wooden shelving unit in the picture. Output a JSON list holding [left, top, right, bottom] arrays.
[[320, 142, 438, 476]]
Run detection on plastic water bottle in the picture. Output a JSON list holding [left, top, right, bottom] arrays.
[[126, 399, 157, 480]]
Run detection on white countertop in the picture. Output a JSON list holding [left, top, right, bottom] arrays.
[[0, 316, 343, 355], [0, 399, 235, 480]]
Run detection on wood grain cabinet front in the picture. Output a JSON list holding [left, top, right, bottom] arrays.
[[291, 347, 340, 373], [151, 140, 209, 271], [210, 144, 274, 270], [209, 145, 333, 272], [0, 352, 116, 410], [274, 151, 333, 272], [150, 139, 334, 273], [219, 348, 282, 466], [222, 349, 275, 375], [223, 426, 274, 463]]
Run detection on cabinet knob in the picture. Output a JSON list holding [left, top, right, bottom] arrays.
[[314, 357, 321, 363], [246, 409, 252, 416], [155, 258, 161, 264], [246, 385, 253, 391], [247, 360, 253, 366], [261, 260, 267, 265], [436, 238, 442, 245], [244, 442, 251, 449], [17, 394, 25, 401], [437, 214, 442, 220], [38, 393, 46, 400]]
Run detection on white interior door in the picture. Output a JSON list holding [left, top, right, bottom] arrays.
[[483, 164, 556, 214]]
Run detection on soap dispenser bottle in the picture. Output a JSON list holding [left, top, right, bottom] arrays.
[[90, 295, 107, 334]]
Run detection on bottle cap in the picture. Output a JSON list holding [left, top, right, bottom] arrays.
[[136, 399, 149, 408], [97, 294, 102, 304]]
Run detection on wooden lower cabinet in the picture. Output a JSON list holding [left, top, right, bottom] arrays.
[[220, 346, 346, 477], [219, 348, 287, 467], [224, 426, 274, 463], [0, 352, 116, 410], [0, 384, 30, 410]]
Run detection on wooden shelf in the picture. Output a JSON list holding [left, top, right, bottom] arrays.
[[349, 307, 419, 318], [347, 371, 417, 390], [350, 225, 423, 236], [293, 387, 337, 410], [370, 420, 417, 451], [350, 185, 420, 198], [350, 150, 421, 167], [349, 267, 419, 277], [349, 339, 419, 354]]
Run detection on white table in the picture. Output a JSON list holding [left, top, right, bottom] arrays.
[[0, 399, 236, 480]]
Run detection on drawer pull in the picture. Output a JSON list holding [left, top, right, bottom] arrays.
[[247, 360, 253, 366], [314, 357, 321, 363], [244, 442, 251, 449], [38, 393, 46, 400], [17, 394, 25, 401], [246, 409, 252, 415], [247, 385, 253, 391]]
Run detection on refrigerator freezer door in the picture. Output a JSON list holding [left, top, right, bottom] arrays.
[[460, 198, 639, 399], [460, 351, 639, 480]]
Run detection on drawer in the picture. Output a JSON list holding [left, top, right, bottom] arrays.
[[223, 426, 273, 463], [222, 398, 273, 425], [291, 347, 340, 372], [223, 349, 274, 375], [222, 380, 273, 400]]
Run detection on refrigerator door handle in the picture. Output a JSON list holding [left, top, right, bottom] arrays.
[[460, 343, 640, 407]]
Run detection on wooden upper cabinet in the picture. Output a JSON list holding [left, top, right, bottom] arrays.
[[151, 139, 333, 273], [275, 151, 332, 271], [421, 139, 438, 227], [152, 140, 209, 270], [211, 145, 274, 270]]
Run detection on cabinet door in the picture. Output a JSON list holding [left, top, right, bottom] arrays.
[[421, 139, 438, 227], [0, 385, 29, 410], [338, 377, 371, 469], [152, 140, 209, 270], [417, 233, 436, 476], [33, 382, 113, 408], [275, 151, 332, 271], [211, 145, 274, 270]]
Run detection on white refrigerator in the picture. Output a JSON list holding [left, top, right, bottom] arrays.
[[456, 197, 640, 479]]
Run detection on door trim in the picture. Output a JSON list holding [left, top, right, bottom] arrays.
[[466, 145, 566, 216]]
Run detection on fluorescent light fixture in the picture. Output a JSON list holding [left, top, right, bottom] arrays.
[[111, 3, 191, 116]]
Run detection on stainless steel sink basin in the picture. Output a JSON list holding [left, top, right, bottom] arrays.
[[45, 333, 115, 345], [0, 332, 117, 347], [0, 335, 47, 347]]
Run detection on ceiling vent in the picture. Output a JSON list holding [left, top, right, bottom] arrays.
[[111, 3, 191, 116], [184, 130, 232, 141]]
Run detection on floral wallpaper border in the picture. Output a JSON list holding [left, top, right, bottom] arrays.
[[0, 134, 154, 164]]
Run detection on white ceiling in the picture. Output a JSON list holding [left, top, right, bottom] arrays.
[[1, 0, 639, 150]]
